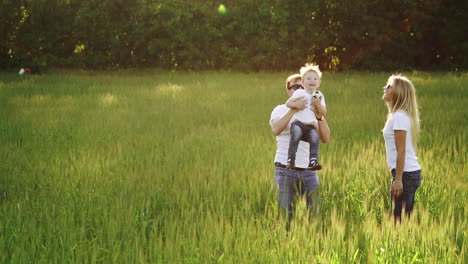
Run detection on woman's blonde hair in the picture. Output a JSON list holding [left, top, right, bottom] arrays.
[[386, 74, 420, 149]]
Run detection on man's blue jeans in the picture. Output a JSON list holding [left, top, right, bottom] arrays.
[[275, 166, 321, 230]]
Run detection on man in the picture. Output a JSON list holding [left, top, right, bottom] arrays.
[[269, 73, 330, 230]]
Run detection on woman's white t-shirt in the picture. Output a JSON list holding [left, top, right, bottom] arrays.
[[382, 110, 421, 172]]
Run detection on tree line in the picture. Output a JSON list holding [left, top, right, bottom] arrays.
[[1, 0, 467, 71]]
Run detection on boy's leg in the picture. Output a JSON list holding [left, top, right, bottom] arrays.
[[307, 126, 320, 160], [306, 126, 321, 170], [288, 121, 304, 168]]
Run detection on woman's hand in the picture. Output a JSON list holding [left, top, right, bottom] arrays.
[[391, 180, 403, 199], [286, 96, 307, 110]]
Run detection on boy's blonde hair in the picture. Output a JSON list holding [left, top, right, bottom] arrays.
[[300, 63, 322, 79], [285, 74, 301, 91], [386, 74, 420, 149]]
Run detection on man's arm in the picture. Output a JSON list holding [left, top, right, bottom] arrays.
[[270, 97, 306, 136], [316, 116, 330, 143], [315, 103, 327, 116], [314, 97, 330, 143], [270, 109, 298, 136], [312, 97, 327, 116]]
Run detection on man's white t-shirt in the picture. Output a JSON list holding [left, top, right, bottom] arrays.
[[270, 104, 310, 168], [382, 110, 421, 171], [290, 89, 326, 124]]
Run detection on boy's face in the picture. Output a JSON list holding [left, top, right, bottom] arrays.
[[302, 71, 321, 93]]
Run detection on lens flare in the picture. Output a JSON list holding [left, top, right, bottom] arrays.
[[218, 4, 226, 14]]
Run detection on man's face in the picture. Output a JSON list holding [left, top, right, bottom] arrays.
[[302, 71, 320, 93], [288, 79, 302, 97]]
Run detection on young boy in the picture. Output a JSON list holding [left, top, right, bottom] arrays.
[[287, 64, 327, 170]]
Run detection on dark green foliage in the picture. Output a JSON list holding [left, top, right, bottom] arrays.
[[1, 0, 467, 71]]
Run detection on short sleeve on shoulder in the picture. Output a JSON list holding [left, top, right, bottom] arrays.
[[270, 105, 287, 123], [392, 111, 410, 131]]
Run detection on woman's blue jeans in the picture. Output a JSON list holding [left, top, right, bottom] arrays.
[[390, 169, 422, 217]]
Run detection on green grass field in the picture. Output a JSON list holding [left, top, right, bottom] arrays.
[[0, 70, 466, 263]]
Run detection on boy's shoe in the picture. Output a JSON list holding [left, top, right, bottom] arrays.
[[308, 159, 322, 171], [286, 158, 296, 169]]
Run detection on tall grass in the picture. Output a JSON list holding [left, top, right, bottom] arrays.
[[0, 70, 466, 263]]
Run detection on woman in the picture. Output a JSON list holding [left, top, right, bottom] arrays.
[[382, 74, 422, 223], [270, 73, 330, 231]]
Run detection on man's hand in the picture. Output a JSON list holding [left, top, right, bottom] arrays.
[[311, 96, 327, 117], [286, 96, 307, 110], [311, 97, 321, 107], [311, 98, 322, 117]]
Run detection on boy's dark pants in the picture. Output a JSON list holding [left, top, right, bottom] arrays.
[[288, 120, 319, 162]]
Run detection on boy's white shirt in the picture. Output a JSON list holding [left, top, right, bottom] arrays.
[[291, 89, 326, 124]]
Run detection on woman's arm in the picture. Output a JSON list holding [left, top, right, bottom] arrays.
[[391, 130, 406, 198]]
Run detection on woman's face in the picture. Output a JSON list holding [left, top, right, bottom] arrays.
[[382, 82, 394, 102]]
